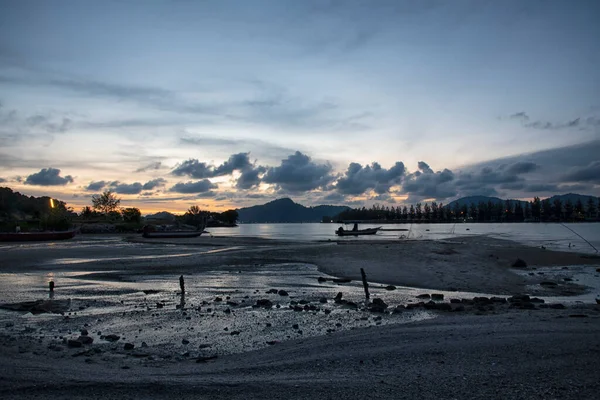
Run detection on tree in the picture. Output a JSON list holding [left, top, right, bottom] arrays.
[[409, 205, 415, 220], [541, 199, 552, 221], [423, 203, 431, 221], [531, 197, 541, 221], [552, 198, 562, 220], [121, 207, 141, 223], [574, 199, 584, 219], [415, 203, 422, 220], [92, 190, 121, 214], [184, 205, 208, 228], [564, 200, 574, 221], [219, 209, 239, 224], [587, 198, 597, 219]]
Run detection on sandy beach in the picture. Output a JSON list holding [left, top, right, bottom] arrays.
[[1, 234, 599, 399]]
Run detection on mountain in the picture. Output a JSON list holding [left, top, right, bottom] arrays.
[[446, 196, 528, 209], [144, 211, 176, 222], [236, 198, 349, 223], [545, 193, 598, 205]]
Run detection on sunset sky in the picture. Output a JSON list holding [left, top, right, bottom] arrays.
[[1, 0, 599, 214]]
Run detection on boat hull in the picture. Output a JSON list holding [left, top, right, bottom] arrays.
[[335, 227, 381, 236], [0, 230, 77, 242]]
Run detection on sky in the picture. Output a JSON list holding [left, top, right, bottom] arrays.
[[1, 0, 599, 214]]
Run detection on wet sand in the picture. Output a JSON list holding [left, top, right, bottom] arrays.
[[1, 234, 599, 399]]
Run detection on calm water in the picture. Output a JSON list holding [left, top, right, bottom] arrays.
[[208, 222, 600, 254]]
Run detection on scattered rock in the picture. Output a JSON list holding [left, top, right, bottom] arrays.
[[103, 334, 120, 342], [267, 289, 279, 294], [431, 294, 444, 301], [230, 331, 241, 336], [334, 292, 344, 303], [319, 297, 328, 304], [512, 259, 527, 268], [292, 324, 299, 329], [540, 281, 558, 287], [253, 299, 273, 308], [67, 339, 82, 348], [156, 303, 164, 309], [80, 329, 88, 336], [124, 343, 135, 350], [214, 297, 223, 302], [277, 290, 289, 296], [141, 341, 148, 348], [549, 303, 566, 309], [416, 294, 431, 299], [369, 298, 388, 313], [266, 341, 278, 346], [182, 339, 189, 345], [196, 355, 218, 363], [224, 308, 231, 314], [385, 285, 396, 291], [77, 336, 93, 345]]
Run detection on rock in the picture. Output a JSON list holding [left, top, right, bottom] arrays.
[[549, 303, 566, 309], [141, 341, 148, 348], [424, 301, 437, 310], [529, 297, 545, 303], [490, 297, 507, 304], [385, 285, 396, 291], [267, 289, 279, 294], [453, 305, 465, 312], [392, 305, 405, 313], [182, 339, 189, 345], [317, 277, 327, 283], [156, 303, 164, 309], [77, 335, 93, 345], [435, 303, 452, 311], [278, 290, 289, 296], [226, 301, 239, 306], [214, 297, 223, 302], [416, 294, 431, 299], [334, 292, 344, 302], [512, 259, 527, 268], [450, 299, 461, 304], [196, 355, 218, 363], [80, 329, 88, 336], [319, 297, 328, 304], [67, 339, 83, 348], [292, 324, 299, 329], [124, 343, 135, 350], [104, 334, 120, 342], [230, 331, 241, 335], [563, 277, 572, 282], [266, 341, 278, 346], [254, 299, 273, 308], [369, 298, 388, 313], [508, 295, 530, 303], [224, 308, 231, 314], [431, 294, 444, 301]]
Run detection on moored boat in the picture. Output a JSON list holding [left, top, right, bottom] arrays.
[[0, 230, 77, 242], [335, 226, 381, 236]]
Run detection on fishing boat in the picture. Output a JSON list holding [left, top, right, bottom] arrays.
[[0, 229, 77, 242], [335, 226, 381, 236]]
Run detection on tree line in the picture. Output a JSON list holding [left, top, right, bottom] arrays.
[[333, 197, 600, 223]]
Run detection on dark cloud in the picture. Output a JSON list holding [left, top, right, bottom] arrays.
[[0, 177, 6, 183], [336, 161, 405, 195], [562, 161, 600, 184], [172, 159, 214, 179], [213, 153, 253, 176], [85, 181, 107, 191], [142, 178, 167, 190], [135, 161, 162, 173], [169, 180, 218, 194], [110, 182, 143, 195], [237, 166, 266, 189], [505, 161, 539, 175], [524, 183, 559, 192], [401, 166, 456, 200], [24, 168, 73, 186], [263, 151, 335, 192]]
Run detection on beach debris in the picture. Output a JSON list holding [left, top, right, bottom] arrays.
[[512, 259, 528, 268], [360, 268, 370, 301], [278, 290, 289, 296], [179, 275, 185, 294], [416, 294, 431, 299], [385, 285, 396, 291], [124, 343, 135, 350], [431, 294, 444, 301]]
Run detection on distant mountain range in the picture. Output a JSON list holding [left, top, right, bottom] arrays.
[[236, 198, 349, 223], [446, 193, 597, 209]]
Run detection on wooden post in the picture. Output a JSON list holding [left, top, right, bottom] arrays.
[[360, 268, 370, 301], [49, 281, 55, 292], [179, 275, 185, 294]]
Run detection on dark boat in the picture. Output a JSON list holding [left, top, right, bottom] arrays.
[[335, 226, 381, 236], [0, 230, 77, 242]]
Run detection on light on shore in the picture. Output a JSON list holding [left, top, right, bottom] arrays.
[[50, 198, 55, 208]]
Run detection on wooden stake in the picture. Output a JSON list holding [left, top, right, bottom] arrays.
[[179, 275, 185, 294], [360, 268, 370, 301]]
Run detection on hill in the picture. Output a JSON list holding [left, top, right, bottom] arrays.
[[236, 198, 349, 223], [545, 193, 598, 205]]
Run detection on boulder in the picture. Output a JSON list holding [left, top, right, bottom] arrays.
[[278, 290, 289, 296], [512, 259, 527, 268], [254, 299, 273, 308], [124, 343, 135, 350], [431, 294, 444, 301], [385, 285, 397, 291]]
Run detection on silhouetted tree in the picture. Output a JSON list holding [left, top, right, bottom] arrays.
[[564, 200, 574, 221], [587, 198, 597, 219], [92, 190, 121, 215], [121, 207, 141, 223], [424, 203, 431, 221], [574, 199, 584, 219], [552, 198, 563, 220], [402, 206, 408, 220], [531, 197, 541, 221]]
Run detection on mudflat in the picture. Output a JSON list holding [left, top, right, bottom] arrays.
[[0, 234, 599, 399]]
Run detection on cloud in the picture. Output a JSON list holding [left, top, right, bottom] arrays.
[[171, 159, 214, 179], [213, 153, 253, 176], [24, 168, 74, 186], [562, 161, 600, 184], [401, 165, 456, 200], [236, 165, 267, 189], [0, 177, 6, 183], [336, 161, 405, 195], [263, 151, 335, 192], [169, 179, 218, 194], [110, 182, 143, 195], [507, 111, 596, 130], [142, 178, 167, 190], [505, 161, 539, 175], [135, 161, 162, 173], [85, 181, 107, 191]]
